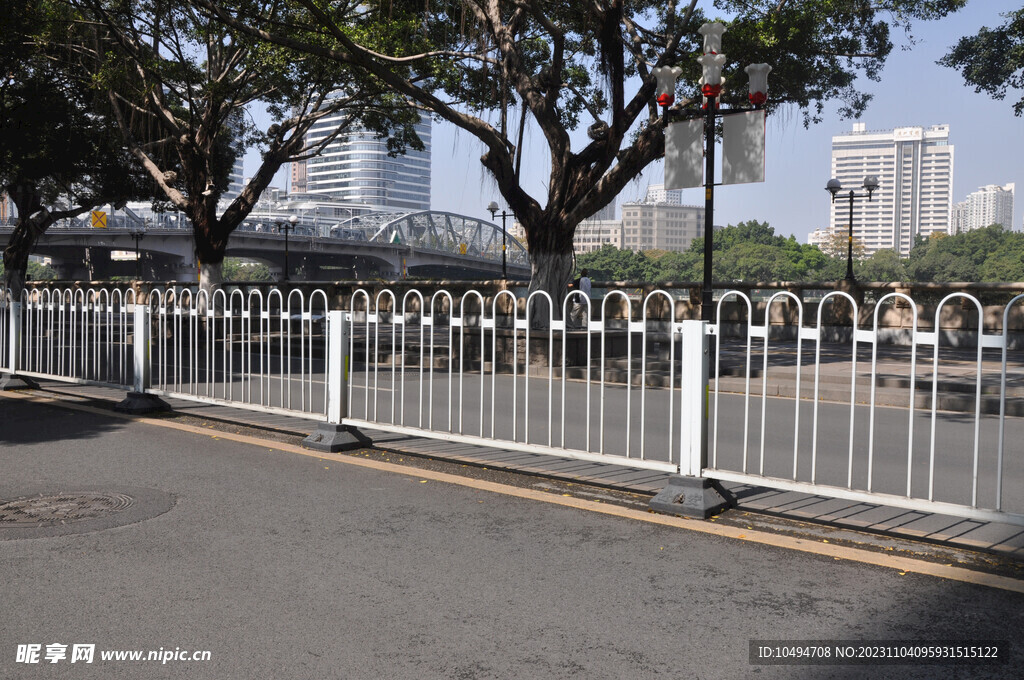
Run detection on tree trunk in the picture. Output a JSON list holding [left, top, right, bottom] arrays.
[[529, 249, 574, 306], [2, 193, 55, 299], [197, 260, 224, 315]]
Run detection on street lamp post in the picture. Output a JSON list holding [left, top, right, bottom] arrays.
[[486, 201, 509, 280], [656, 23, 770, 322], [826, 176, 879, 281], [276, 214, 298, 281], [129, 226, 145, 280]]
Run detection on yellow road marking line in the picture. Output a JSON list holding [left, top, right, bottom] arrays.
[[6, 390, 1023, 593]]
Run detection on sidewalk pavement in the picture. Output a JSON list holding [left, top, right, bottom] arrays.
[[17, 378, 1024, 563]]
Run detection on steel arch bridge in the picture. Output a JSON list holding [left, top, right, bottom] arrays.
[[348, 210, 528, 266]]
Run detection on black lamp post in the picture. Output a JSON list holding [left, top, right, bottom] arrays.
[[826, 176, 879, 281], [654, 23, 771, 322], [129, 226, 145, 280], [486, 201, 509, 280], [276, 214, 298, 281]]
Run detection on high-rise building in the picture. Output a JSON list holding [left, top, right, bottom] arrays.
[[224, 156, 245, 201], [644, 183, 684, 205], [0, 192, 14, 224], [302, 109, 431, 211], [807, 227, 832, 250], [951, 183, 1014, 233], [291, 159, 307, 194], [830, 122, 954, 256]]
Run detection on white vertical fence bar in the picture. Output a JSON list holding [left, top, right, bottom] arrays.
[[997, 294, 1024, 511], [133, 301, 151, 394], [712, 293, 753, 472], [7, 300, 21, 374], [325, 310, 348, 425], [866, 293, 918, 495], [678, 320, 708, 477], [0, 290, 9, 372]]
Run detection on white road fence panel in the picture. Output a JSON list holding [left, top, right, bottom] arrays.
[[341, 287, 687, 473], [3, 284, 1022, 526], [705, 290, 1024, 527]]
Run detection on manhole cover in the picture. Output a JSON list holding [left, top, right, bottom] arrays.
[[0, 487, 174, 540], [0, 492, 135, 527]]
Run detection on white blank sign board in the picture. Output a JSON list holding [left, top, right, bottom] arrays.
[[722, 110, 766, 185], [665, 119, 703, 190]]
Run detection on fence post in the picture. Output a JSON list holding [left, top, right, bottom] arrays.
[[649, 319, 734, 518], [115, 299, 169, 413], [1, 299, 40, 390], [304, 310, 370, 452]]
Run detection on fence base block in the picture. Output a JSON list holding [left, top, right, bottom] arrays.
[[114, 392, 171, 414], [303, 422, 371, 453], [649, 475, 734, 519], [0, 374, 40, 391]]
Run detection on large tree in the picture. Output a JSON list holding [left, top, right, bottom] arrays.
[[73, 0, 423, 293], [1, 0, 154, 295], [940, 7, 1024, 116], [197, 0, 965, 302]]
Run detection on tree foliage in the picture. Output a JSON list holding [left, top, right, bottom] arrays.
[[1, 0, 153, 293], [906, 225, 1024, 282], [71, 0, 422, 292], [222, 258, 271, 281], [197, 0, 966, 300], [577, 222, 1024, 284], [940, 8, 1024, 116]]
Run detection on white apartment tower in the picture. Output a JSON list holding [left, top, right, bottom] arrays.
[[951, 183, 1014, 233], [224, 156, 245, 201], [303, 109, 431, 211], [644, 183, 684, 205], [830, 123, 954, 256]]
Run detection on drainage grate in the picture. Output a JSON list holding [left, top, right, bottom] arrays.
[[0, 493, 135, 528]]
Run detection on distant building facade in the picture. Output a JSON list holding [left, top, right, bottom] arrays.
[[621, 202, 704, 253], [642, 183, 684, 205], [574, 219, 623, 253], [807, 227, 832, 250], [224, 156, 245, 201], [951, 183, 1014, 234], [291, 159, 307, 194], [571, 200, 620, 253], [302, 106, 431, 211], [830, 122, 954, 256], [0, 193, 14, 224]]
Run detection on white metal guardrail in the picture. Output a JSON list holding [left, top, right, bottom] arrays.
[[705, 290, 1024, 526], [4, 288, 136, 389], [339, 287, 690, 473], [3, 285, 1022, 527], [0, 286, 329, 422], [143, 288, 329, 420]]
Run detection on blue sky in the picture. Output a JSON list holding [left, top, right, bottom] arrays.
[[248, 1, 1023, 241], [425, 1, 1024, 241]]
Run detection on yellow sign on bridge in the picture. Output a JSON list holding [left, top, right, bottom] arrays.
[[91, 211, 107, 228]]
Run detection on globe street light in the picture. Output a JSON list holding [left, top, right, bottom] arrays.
[[276, 214, 299, 281], [486, 201, 509, 280], [656, 22, 770, 322], [826, 176, 880, 281]]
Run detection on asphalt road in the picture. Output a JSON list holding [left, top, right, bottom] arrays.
[[1, 395, 1022, 679]]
